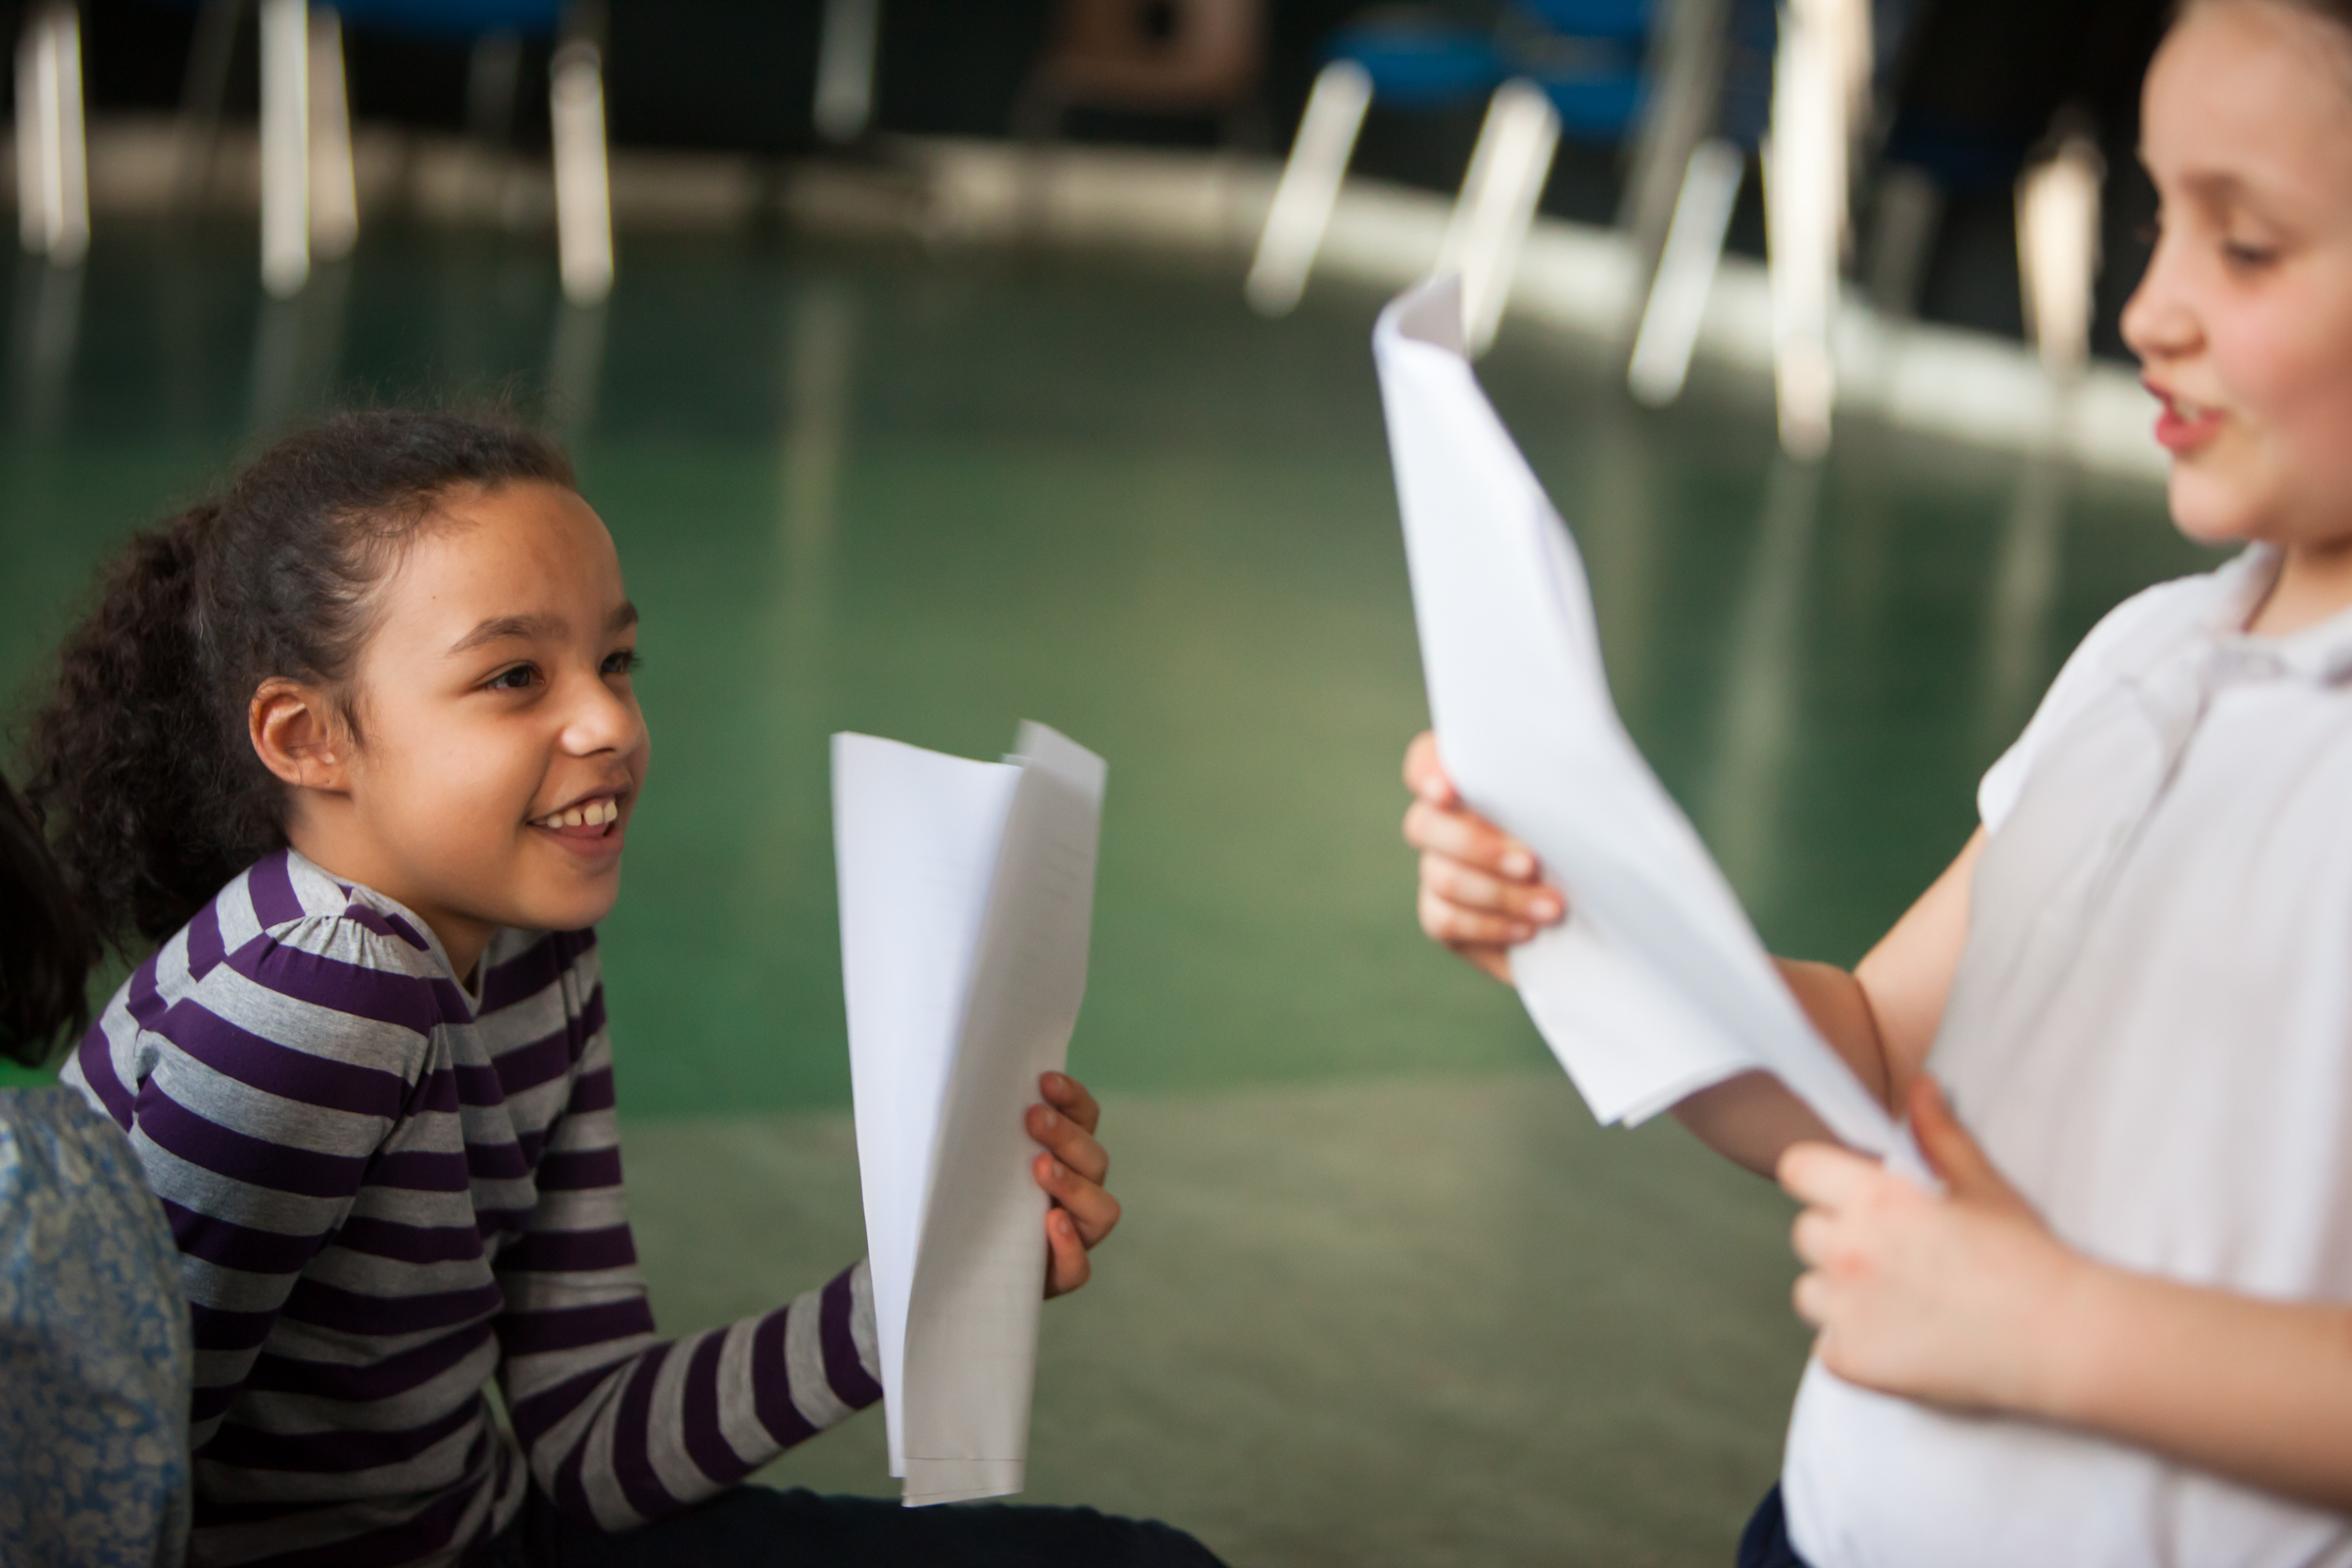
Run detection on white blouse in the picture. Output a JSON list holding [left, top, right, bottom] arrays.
[[1785, 546, 2352, 1568]]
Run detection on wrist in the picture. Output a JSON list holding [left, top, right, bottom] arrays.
[[2018, 1247, 2122, 1426]]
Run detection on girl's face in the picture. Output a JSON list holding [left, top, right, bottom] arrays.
[[2124, 0, 2352, 552], [309, 480, 649, 968]]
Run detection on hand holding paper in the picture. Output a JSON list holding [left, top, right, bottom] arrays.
[[834, 722, 1109, 1507], [1375, 275, 1920, 1175]]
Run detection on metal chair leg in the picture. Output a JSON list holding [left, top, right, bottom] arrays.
[[1621, 0, 1729, 286], [1244, 59, 1370, 318], [815, 0, 882, 144], [1437, 78, 1559, 358], [1627, 136, 1741, 406], [1863, 163, 1940, 319], [1763, 0, 1852, 459], [309, 7, 359, 262], [174, 0, 246, 212], [551, 40, 614, 305], [2016, 130, 2103, 383], [16, 1, 89, 266], [259, 0, 312, 296]]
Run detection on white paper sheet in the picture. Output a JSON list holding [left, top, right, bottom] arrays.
[[1375, 275, 1911, 1166], [834, 722, 1107, 1507]]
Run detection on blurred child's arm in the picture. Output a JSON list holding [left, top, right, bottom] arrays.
[[1784, 1077, 2352, 1513]]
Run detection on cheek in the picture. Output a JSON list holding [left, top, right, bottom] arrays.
[[2218, 293, 2352, 477], [381, 720, 539, 843]]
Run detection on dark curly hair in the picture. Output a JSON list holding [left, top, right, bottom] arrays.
[[24, 408, 574, 952], [0, 771, 98, 1065]]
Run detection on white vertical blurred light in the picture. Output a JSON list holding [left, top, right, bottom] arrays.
[[308, 6, 359, 263], [1628, 137, 1742, 406], [1246, 60, 1372, 317], [1764, 0, 1860, 460], [16, 2, 89, 265], [259, 0, 312, 297], [2016, 132, 2104, 381], [551, 41, 614, 306], [1437, 79, 1560, 357]]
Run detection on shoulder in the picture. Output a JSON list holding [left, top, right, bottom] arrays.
[[219, 854, 457, 1036], [106, 853, 458, 1100], [1978, 561, 2246, 833]]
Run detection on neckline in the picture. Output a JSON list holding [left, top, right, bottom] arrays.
[[280, 847, 486, 1007]]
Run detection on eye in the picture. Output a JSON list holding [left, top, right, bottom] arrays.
[[602, 648, 641, 678], [486, 662, 540, 692], [2223, 239, 2279, 270]]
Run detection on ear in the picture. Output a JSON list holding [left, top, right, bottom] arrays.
[[249, 679, 352, 793]]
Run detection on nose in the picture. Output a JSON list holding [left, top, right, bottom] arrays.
[[559, 669, 645, 758], [2119, 226, 2198, 368]]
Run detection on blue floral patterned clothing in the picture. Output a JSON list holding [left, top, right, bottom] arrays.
[[0, 1086, 192, 1567]]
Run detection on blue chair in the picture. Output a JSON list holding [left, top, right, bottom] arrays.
[[163, 0, 610, 301], [1246, 0, 1655, 348]]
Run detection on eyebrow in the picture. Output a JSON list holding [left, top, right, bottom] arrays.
[[448, 601, 637, 658]]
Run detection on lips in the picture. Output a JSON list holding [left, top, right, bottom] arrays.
[[527, 792, 628, 854], [2148, 381, 2225, 454]]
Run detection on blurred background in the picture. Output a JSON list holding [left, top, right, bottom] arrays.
[[0, 1, 2205, 1563]]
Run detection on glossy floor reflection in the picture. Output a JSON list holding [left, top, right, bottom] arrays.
[[0, 222, 2211, 1563]]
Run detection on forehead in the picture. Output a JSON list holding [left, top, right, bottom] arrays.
[[376, 481, 626, 641], [2147, 3, 2352, 206]]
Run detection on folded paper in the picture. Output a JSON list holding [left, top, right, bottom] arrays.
[[834, 722, 1107, 1506], [1375, 274, 1913, 1169]]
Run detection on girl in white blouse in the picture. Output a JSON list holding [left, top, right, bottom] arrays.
[[1406, 2, 2352, 1563]]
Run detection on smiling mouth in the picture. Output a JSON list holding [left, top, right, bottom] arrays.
[[530, 796, 622, 832], [2149, 383, 2225, 452]]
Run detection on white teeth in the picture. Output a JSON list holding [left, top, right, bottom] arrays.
[[535, 798, 619, 829]]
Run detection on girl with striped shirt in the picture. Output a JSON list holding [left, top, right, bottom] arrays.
[[24, 411, 1220, 1568]]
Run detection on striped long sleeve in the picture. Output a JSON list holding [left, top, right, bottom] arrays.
[[65, 850, 882, 1567]]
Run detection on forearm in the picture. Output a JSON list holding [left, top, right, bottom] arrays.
[[1668, 963, 1893, 1177], [1775, 957, 1894, 1108], [2034, 1260, 2352, 1513], [505, 1261, 881, 1528]]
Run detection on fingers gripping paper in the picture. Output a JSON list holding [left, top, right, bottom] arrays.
[[1375, 276, 1904, 1160], [833, 722, 1107, 1507]]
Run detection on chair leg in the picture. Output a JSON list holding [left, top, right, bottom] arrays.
[[1764, 0, 1849, 459], [309, 6, 359, 262], [2015, 130, 2102, 383], [259, 0, 311, 296], [1436, 78, 1559, 357], [551, 40, 614, 305], [1627, 136, 1740, 406], [174, 0, 246, 212], [1862, 163, 1939, 319], [465, 29, 524, 222], [815, 0, 882, 144], [16, 2, 88, 266], [1621, 0, 1728, 282], [1244, 59, 1370, 317]]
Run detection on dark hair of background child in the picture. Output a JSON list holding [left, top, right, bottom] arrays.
[[24, 408, 573, 956], [0, 774, 98, 1066]]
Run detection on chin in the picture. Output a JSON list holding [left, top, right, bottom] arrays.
[[514, 881, 623, 936], [2166, 467, 2268, 550]]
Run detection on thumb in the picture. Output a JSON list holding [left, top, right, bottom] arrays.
[[1907, 1077, 2033, 1216]]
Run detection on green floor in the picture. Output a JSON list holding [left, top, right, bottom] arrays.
[[1, 223, 2211, 1563]]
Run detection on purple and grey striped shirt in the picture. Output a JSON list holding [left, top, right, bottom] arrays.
[[64, 848, 882, 1567]]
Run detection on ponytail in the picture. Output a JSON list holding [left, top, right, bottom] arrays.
[[24, 503, 267, 948], [24, 408, 572, 951]]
